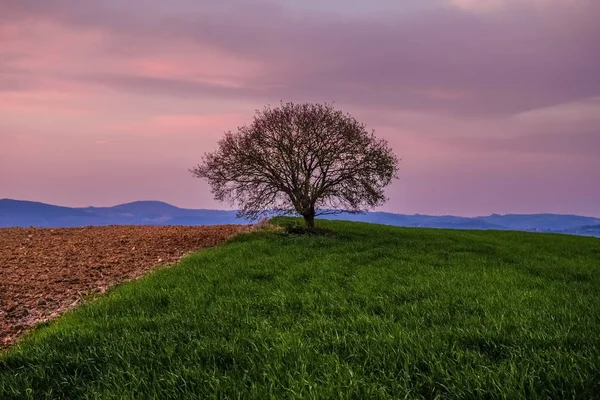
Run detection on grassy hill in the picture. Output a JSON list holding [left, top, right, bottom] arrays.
[[1, 219, 599, 399]]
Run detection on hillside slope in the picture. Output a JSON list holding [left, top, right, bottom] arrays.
[[1, 219, 599, 398]]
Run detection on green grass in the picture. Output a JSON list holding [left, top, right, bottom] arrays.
[[1, 218, 600, 399]]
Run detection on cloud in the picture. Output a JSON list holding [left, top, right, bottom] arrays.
[[442, 131, 600, 158], [449, 0, 582, 12], [113, 113, 249, 137], [514, 97, 600, 130], [1, 0, 598, 116]]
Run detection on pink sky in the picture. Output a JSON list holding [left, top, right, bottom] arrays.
[[1, 0, 599, 216]]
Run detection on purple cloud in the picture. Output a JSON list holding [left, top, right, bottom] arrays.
[[2, 0, 599, 115]]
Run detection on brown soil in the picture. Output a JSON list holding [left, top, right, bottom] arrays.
[[0, 224, 250, 349]]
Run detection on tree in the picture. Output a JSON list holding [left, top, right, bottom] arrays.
[[190, 102, 399, 228]]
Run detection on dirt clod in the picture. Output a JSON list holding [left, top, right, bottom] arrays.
[[0, 224, 249, 349]]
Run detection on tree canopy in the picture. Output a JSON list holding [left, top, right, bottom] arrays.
[[191, 102, 399, 227]]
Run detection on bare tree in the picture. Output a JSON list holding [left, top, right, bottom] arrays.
[[190, 102, 399, 228]]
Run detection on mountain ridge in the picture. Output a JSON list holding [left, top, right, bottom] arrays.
[[1, 199, 599, 237]]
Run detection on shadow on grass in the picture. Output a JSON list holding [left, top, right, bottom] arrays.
[[280, 224, 336, 237]]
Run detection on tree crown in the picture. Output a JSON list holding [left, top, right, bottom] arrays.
[[191, 102, 399, 226]]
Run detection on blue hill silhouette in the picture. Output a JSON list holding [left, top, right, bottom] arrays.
[[1, 199, 598, 237]]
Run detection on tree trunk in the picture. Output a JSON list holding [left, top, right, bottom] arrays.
[[303, 213, 315, 229]]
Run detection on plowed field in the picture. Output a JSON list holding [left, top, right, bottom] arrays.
[[0, 225, 249, 348]]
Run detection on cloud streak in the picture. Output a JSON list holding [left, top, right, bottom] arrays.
[[3, 0, 599, 114]]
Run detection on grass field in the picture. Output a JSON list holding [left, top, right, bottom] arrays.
[[1, 218, 599, 399]]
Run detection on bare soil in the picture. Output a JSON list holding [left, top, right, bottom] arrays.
[[0, 225, 249, 349]]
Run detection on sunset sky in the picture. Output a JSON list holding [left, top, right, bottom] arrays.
[[1, 0, 599, 216]]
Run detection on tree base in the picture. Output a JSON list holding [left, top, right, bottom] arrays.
[[282, 224, 335, 236]]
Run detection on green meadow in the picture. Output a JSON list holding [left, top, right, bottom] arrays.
[[1, 218, 599, 399]]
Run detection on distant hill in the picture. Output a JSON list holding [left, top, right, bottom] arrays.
[[0, 199, 242, 228], [474, 213, 600, 231], [1, 199, 599, 237], [562, 224, 600, 238], [0, 199, 102, 227], [324, 211, 600, 237]]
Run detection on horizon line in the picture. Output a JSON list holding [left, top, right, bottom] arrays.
[[2, 198, 599, 220]]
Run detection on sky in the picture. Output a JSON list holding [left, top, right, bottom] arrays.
[[1, 0, 599, 217]]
